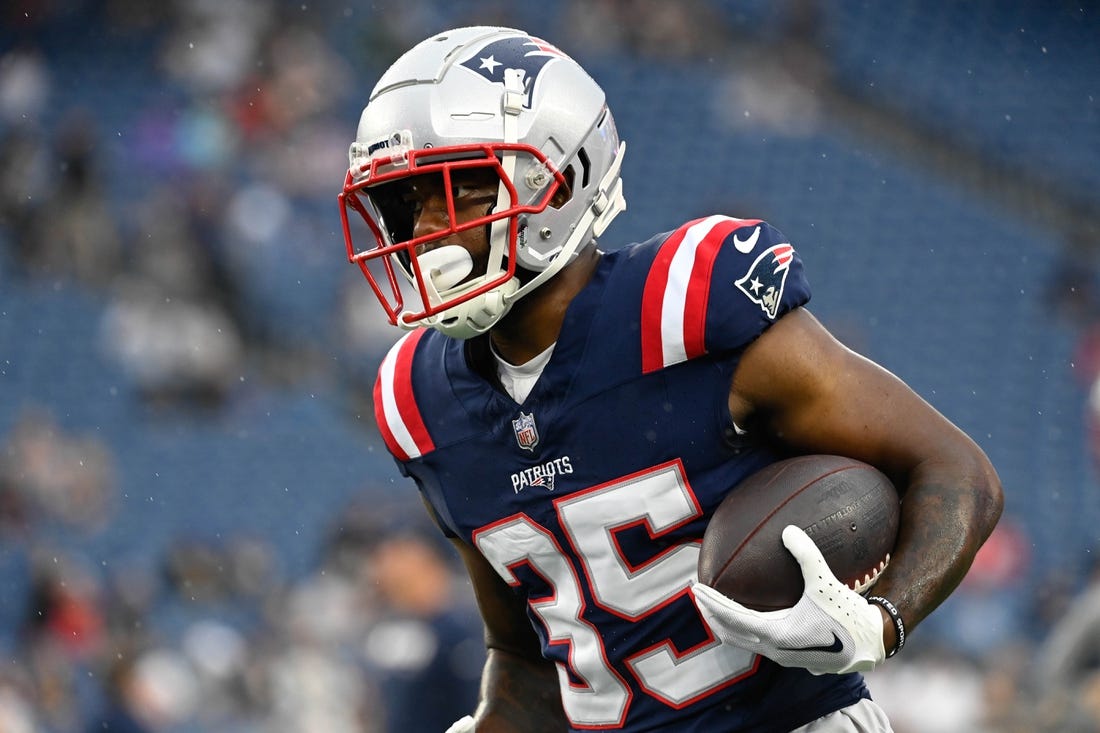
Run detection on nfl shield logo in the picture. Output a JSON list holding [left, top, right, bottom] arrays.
[[512, 412, 539, 451]]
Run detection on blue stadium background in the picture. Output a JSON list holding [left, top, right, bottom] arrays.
[[0, 1, 1098, 731]]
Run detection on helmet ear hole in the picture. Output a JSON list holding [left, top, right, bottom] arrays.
[[550, 166, 575, 210], [577, 147, 591, 188]]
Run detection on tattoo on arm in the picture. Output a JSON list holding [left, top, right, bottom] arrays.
[[874, 477, 1002, 630]]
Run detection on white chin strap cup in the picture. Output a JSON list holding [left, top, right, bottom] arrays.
[[417, 246, 474, 295], [399, 244, 520, 339]]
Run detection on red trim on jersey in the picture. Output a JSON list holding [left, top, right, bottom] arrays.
[[372, 373, 406, 460], [680, 218, 743, 359], [640, 218, 702, 374], [394, 330, 434, 454], [373, 329, 435, 461], [641, 217, 762, 374]]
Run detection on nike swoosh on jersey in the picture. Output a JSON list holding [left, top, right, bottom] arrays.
[[777, 632, 844, 654], [733, 226, 760, 253]]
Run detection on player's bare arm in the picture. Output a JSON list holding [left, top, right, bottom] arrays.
[[450, 538, 568, 732], [728, 306, 1004, 649]]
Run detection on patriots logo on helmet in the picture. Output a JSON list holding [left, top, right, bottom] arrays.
[[460, 36, 568, 108], [735, 243, 795, 319]]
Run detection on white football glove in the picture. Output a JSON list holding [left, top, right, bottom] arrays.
[[692, 525, 886, 675], [444, 715, 475, 733]]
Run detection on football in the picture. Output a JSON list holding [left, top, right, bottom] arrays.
[[697, 454, 900, 611]]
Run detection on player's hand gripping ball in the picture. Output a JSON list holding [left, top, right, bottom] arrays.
[[692, 455, 901, 674], [697, 454, 900, 611]]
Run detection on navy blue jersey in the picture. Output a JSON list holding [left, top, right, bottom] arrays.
[[373, 216, 869, 732]]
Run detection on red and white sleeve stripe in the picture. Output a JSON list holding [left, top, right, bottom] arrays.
[[640, 215, 761, 374], [373, 329, 435, 461]]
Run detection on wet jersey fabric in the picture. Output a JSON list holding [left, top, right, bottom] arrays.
[[373, 216, 870, 732]]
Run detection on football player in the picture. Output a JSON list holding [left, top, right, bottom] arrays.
[[339, 26, 1003, 733]]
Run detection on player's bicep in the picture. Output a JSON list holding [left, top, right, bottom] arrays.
[[729, 307, 979, 486], [449, 536, 544, 659]]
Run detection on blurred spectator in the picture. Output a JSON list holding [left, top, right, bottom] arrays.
[[17, 550, 108, 730], [260, 566, 379, 733], [363, 529, 483, 733], [1034, 555, 1100, 725], [1076, 671, 1100, 732], [100, 559, 159, 650], [163, 538, 236, 604], [0, 686, 39, 733], [562, 0, 730, 60], [260, 639, 375, 733], [979, 645, 1036, 733], [22, 549, 107, 661], [99, 276, 245, 410], [90, 648, 200, 732], [17, 108, 125, 286], [0, 124, 49, 253], [159, 0, 275, 95], [0, 664, 41, 730], [714, 0, 829, 138], [250, 23, 348, 139], [163, 535, 280, 606], [864, 645, 991, 733], [0, 45, 50, 125], [0, 46, 52, 257], [86, 654, 156, 733], [179, 619, 253, 726], [0, 409, 117, 536]]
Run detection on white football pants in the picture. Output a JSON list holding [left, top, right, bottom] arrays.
[[792, 699, 893, 733]]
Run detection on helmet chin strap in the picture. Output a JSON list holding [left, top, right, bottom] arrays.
[[485, 68, 526, 284]]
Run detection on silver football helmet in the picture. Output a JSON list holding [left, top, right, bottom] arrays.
[[339, 26, 626, 339]]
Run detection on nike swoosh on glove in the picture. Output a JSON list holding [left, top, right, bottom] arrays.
[[691, 525, 887, 675], [444, 715, 475, 733]]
